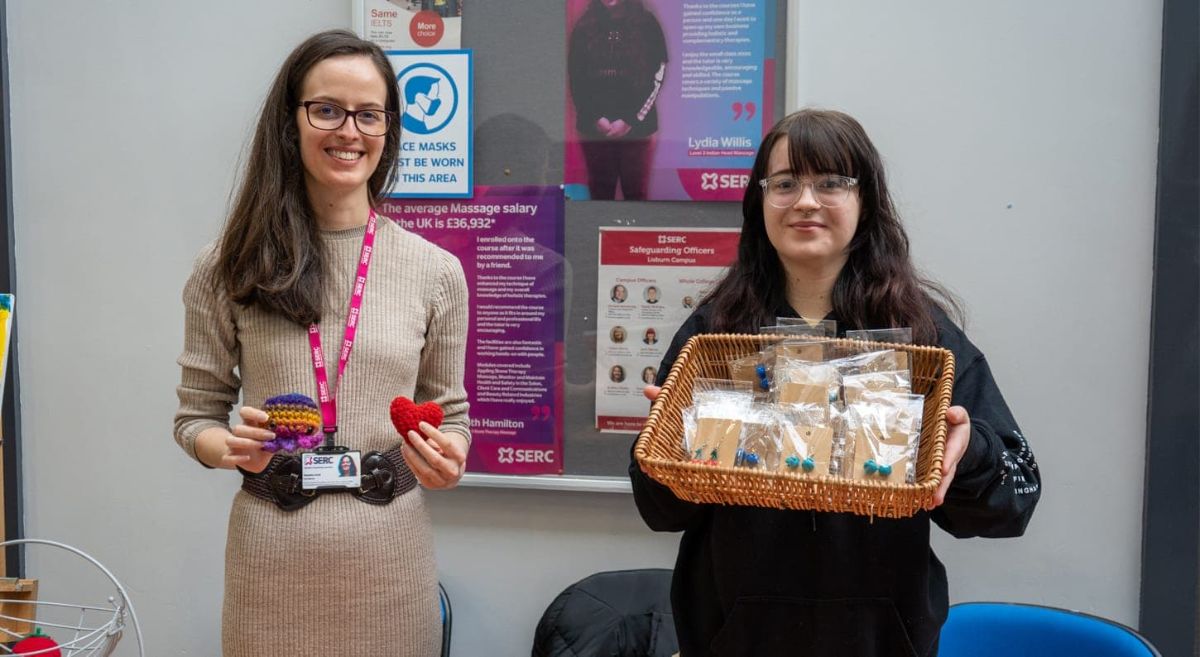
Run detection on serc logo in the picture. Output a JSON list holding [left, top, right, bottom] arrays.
[[701, 172, 749, 191], [497, 447, 515, 464], [497, 446, 555, 464]]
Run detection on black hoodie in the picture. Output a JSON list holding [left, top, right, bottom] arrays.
[[629, 304, 1040, 657]]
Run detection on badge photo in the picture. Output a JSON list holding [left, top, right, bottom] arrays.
[[302, 450, 363, 490]]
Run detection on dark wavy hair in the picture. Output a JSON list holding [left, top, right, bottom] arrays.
[[703, 109, 960, 344], [215, 30, 401, 325]]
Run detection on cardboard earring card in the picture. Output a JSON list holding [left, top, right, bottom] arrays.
[[694, 416, 744, 466], [776, 361, 839, 420], [777, 339, 827, 363], [733, 404, 782, 470], [728, 351, 774, 401], [779, 421, 836, 476], [843, 391, 925, 484], [681, 378, 755, 465], [846, 424, 916, 484]]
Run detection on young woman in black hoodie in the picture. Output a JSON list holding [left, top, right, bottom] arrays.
[[630, 109, 1041, 657]]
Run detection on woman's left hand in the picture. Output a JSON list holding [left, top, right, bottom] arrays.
[[606, 119, 632, 138], [401, 422, 469, 490], [934, 406, 972, 506]]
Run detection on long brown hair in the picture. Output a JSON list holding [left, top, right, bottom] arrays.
[[703, 109, 961, 344], [215, 30, 401, 325]]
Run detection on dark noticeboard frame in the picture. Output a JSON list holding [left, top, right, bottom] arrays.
[[456, 0, 787, 490], [0, 0, 26, 574], [1138, 0, 1199, 651]]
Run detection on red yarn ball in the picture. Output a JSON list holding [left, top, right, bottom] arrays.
[[13, 628, 61, 657]]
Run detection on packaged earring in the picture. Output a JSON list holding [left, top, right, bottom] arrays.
[[843, 390, 925, 484], [774, 359, 840, 416], [777, 402, 835, 476], [727, 346, 777, 401], [681, 379, 754, 466], [733, 404, 781, 471], [827, 348, 908, 376], [777, 338, 828, 364]]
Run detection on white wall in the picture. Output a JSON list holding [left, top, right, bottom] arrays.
[[5, 1, 1159, 655], [787, 1, 1159, 625]]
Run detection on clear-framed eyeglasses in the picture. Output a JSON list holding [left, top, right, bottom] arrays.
[[759, 174, 859, 209], [299, 101, 393, 137]]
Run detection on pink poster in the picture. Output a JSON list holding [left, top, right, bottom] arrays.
[[565, 0, 777, 201], [378, 186, 565, 474]]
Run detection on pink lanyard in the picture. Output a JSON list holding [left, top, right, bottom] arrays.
[[308, 210, 377, 446]]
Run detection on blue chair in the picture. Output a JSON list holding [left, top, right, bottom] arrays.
[[438, 582, 452, 657], [940, 602, 1161, 656]]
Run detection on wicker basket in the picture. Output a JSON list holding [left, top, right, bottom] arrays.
[[634, 334, 956, 518]]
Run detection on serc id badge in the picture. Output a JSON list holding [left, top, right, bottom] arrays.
[[301, 448, 362, 490]]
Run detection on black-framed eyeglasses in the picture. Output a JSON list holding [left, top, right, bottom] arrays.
[[759, 174, 859, 209], [299, 101, 393, 137]]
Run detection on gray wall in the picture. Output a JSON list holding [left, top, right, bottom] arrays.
[[5, 1, 1159, 655]]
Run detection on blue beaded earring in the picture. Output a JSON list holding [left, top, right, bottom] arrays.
[[863, 459, 893, 477], [755, 364, 770, 391]]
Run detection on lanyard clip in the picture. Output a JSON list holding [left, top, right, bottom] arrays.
[[323, 426, 338, 449]]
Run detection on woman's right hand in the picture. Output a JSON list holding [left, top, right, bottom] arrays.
[[643, 385, 661, 402], [196, 406, 275, 472]]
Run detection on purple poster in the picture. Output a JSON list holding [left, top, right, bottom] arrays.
[[564, 0, 777, 201], [376, 186, 565, 475]]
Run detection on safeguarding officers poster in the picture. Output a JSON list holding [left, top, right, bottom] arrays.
[[378, 187, 565, 475], [564, 0, 776, 201], [595, 227, 740, 432]]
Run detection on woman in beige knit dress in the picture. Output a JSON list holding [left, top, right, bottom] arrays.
[[173, 30, 470, 656]]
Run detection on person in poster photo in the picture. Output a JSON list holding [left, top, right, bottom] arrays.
[[568, 0, 668, 200], [174, 30, 470, 657], [630, 110, 1041, 656], [610, 325, 627, 343], [643, 327, 657, 345], [611, 283, 628, 303], [610, 364, 626, 383], [641, 366, 656, 385], [644, 285, 660, 304], [681, 295, 695, 309]]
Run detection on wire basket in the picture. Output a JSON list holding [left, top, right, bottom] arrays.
[[0, 539, 143, 656], [634, 334, 956, 518]]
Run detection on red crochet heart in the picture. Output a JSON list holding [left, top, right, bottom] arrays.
[[390, 397, 444, 441]]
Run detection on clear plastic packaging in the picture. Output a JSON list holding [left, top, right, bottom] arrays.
[[777, 338, 827, 363], [845, 327, 913, 345], [727, 349, 776, 400], [842, 370, 912, 404], [777, 402, 835, 476], [733, 403, 782, 471], [827, 348, 908, 377], [772, 317, 837, 337], [682, 379, 754, 465], [774, 359, 840, 414], [843, 391, 925, 484]]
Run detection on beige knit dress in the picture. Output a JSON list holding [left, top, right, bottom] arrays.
[[174, 218, 470, 656]]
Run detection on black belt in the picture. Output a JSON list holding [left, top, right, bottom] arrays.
[[240, 446, 417, 511]]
